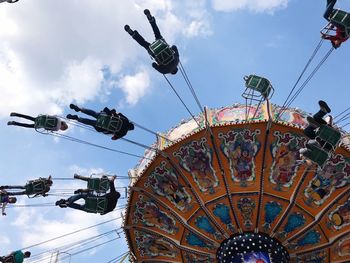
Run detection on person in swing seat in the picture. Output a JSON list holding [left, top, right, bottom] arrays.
[[55, 175, 121, 215], [124, 9, 179, 75], [7, 113, 68, 131], [0, 190, 17, 216], [322, 0, 349, 49], [67, 104, 134, 140]]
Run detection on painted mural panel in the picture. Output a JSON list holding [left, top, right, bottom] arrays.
[[269, 131, 305, 191], [303, 156, 350, 207], [132, 194, 179, 235], [145, 161, 194, 213], [174, 138, 219, 194], [219, 128, 261, 186]]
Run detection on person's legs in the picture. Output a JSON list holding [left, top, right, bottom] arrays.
[[7, 121, 35, 128], [5, 191, 27, 195], [10, 112, 36, 121], [125, 25, 151, 51], [313, 110, 328, 125], [79, 108, 99, 118], [74, 174, 89, 182], [144, 9, 162, 39], [304, 126, 317, 139], [66, 193, 88, 211], [324, 0, 337, 21], [67, 115, 97, 128]]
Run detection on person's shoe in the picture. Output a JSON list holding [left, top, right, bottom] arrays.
[[144, 9, 153, 21], [318, 100, 331, 113], [124, 25, 134, 36], [10, 112, 17, 117], [55, 199, 67, 208], [66, 114, 78, 120], [7, 121, 15, 125], [69, 104, 80, 112], [73, 173, 81, 179], [74, 189, 83, 194]]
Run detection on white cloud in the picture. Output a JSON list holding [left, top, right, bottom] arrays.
[[211, 0, 289, 13], [0, 0, 215, 119], [118, 70, 151, 106]]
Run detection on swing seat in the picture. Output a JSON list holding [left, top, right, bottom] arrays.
[[242, 74, 274, 100], [302, 143, 329, 167], [34, 115, 58, 130], [96, 113, 123, 133], [329, 9, 350, 37], [87, 176, 110, 193], [85, 197, 108, 213], [25, 179, 49, 196], [149, 39, 175, 65], [315, 125, 341, 150]]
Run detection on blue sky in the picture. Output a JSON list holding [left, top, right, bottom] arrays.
[[0, 0, 349, 262]]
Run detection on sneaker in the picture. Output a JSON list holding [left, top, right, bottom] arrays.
[[124, 25, 134, 35], [318, 100, 331, 113], [55, 199, 67, 208], [73, 173, 80, 179], [69, 104, 80, 112], [66, 114, 78, 120], [74, 189, 83, 194], [144, 9, 153, 21], [10, 112, 17, 117], [7, 121, 15, 125]]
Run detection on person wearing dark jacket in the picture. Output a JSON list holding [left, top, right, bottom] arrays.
[[55, 176, 120, 215], [124, 9, 179, 75], [67, 104, 134, 140]]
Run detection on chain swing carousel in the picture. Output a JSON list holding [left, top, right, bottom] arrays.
[[123, 76, 350, 262]]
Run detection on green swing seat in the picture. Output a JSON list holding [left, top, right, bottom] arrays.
[[242, 75, 274, 100], [96, 113, 123, 133], [85, 197, 108, 213], [149, 39, 175, 65], [316, 125, 342, 150], [25, 179, 48, 196], [303, 143, 330, 167], [329, 9, 350, 38], [87, 176, 110, 193], [34, 115, 58, 130]]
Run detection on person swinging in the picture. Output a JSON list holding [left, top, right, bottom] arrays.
[[0, 251, 31, 263], [124, 9, 179, 75], [322, 0, 349, 49], [0, 190, 17, 216], [67, 104, 134, 140], [0, 176, 53, 198], [55, 176, 121, 215], [7, 113, 68, 131]]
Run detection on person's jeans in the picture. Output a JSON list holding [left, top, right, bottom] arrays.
[[67, 193, 91, 211]]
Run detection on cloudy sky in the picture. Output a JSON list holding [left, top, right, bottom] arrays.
[[0, 0, 349, 262]]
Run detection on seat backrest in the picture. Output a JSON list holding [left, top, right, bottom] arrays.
[[330, 9, 350, 37], [303, 144, 329, 167], [34, 115, 58, 130], [244, 75, 273, 99], [85, 197, 108, 213], [149, 39, 175, 65], [96, 114, 123, 133], [87, 177, 110, 193], [316, 125, 341, 148]]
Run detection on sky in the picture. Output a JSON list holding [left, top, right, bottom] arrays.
[[0, 0, 349, 262]]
